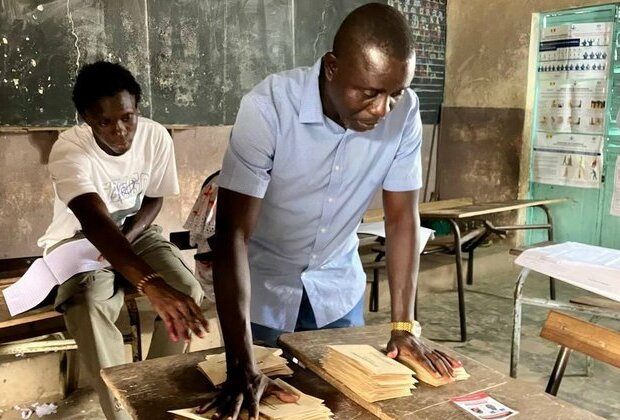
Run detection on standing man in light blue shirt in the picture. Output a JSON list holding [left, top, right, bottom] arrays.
[[203, 3, 461, 419]]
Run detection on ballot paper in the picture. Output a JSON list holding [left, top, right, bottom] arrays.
[[357, 222, 434, 253], [2, 239, 108, 316], [451, 391, 518, 419], [169, 378, 333, 420], [398, 353, 470, 387], [198, 346, 293, 386], [321, 344, 417, 402], [514, 241, 620, 303]]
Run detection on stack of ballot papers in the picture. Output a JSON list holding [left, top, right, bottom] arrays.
[[169, 378, 333, 419], [198, 346, 293, 387], [398, 353, 470, 387], [321, 344, 417, 402]]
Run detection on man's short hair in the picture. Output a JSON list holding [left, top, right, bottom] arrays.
[[333, 3, 415, 61], [72, 61, 142, 115]]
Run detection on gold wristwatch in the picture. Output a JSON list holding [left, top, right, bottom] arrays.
[[391, 321, 422, 338]]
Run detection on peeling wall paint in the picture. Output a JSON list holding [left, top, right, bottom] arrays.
[[444, 0, 612, 109]]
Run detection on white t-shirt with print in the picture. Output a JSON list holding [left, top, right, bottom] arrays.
[[38, 117, 179, 250]]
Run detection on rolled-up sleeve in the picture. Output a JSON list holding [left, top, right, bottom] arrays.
[[217, 94, 277, 198], [382, 93, 423, 192]]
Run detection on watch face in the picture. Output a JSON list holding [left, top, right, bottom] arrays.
[[412, 321, 422, 338]]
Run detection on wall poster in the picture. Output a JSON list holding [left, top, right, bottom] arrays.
[[533, 22, 611, 188]]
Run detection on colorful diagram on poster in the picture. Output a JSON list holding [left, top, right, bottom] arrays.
[[533, 133, 603, 188]]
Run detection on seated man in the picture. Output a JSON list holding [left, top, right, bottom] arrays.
[[204, 3, 461, 419], [37, 61, 208, 420]]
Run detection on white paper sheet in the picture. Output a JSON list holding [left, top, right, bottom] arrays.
[[357, 222, 434, 253], [451, 391, 518, 419], [515, 242, 620, 303], [2, 239, 108, 316]]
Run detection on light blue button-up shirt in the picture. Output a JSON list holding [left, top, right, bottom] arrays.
[[218, 58, 423, 331]]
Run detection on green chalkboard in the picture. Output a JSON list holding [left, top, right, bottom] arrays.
[[0, 0, 446, 127]]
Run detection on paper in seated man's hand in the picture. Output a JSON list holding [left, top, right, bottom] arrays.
[[142, 277, 209, 343], [386, 330, 462, 379], [195, 366, 298, 420]]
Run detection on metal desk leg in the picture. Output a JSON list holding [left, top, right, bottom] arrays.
[[448, 219, 467, 342], [540, 205, 556, 300], [467, 249, 474, 286], [546, 346, 571, 396], [510, 267, 530, 378]]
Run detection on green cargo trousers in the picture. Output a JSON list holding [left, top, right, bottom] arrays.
[[53, 225, 204, 420]]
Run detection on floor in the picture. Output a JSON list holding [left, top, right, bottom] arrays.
[[1, 245, 619, 419]]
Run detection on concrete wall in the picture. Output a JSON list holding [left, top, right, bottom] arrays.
[[0, 127, 231, 259], [440, 0, 611, 206]]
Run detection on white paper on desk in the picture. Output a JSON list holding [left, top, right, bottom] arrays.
[[357, 222, 434, 254], [2, 239, 108, 316], [515, 242, 620, 303]]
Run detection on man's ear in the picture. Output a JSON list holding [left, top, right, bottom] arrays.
[[80, 112, 91, 125], [323, 52, 338, 82]]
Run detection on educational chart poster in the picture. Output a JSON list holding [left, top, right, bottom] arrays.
[[537, 80, 606, 134], [534, 22, 611, 188], [532, 132, 603, 188], [538, 22, 612, 81]]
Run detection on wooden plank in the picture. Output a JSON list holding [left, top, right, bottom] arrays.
[[540, 311, 620, 369], [0, 339, 77, 355], [0, 127, 67, 133], [101, 348, 373, 420], [0, 316, 67, 343], [363, 198, 474, 224], [0, 310, 62, 328], [420, 198, 568, 219], [418, 197, 473, 212], [362, 209, 384, 223], [0, 283, 61, 327]]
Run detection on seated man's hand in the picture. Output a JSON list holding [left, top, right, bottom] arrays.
[[142, 278, 209, 342], [386, 330, 462, 378], [195, 365, 298, 420]]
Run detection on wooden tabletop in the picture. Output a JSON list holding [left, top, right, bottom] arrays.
[[278, 324, 602, 420], [419, 198, 568, 219], [100, 347, 374, 420]]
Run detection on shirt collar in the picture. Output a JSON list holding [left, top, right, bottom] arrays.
[[298, 58, 325, 124]]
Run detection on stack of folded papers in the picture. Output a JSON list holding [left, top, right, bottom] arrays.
[[397, 353, 470, 387], [170, 378, 333, 419], [198, 345, 294, 386], [321, 344, 417, 402]]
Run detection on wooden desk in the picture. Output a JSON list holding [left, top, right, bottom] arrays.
[[101, 347, 375, 420], [419, 198, 567, 342], [278, 324, 601, 420]]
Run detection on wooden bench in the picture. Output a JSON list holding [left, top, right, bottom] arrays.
[[0, 258, 143, 395], [541, 310, 620, 395]]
